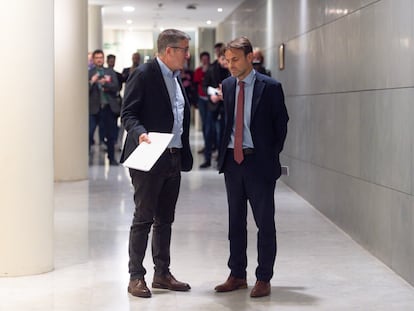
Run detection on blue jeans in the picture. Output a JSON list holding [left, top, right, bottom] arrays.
[[197, 97, 209, 144], [204, 104, 224, 162], [89, 113, 100, 148], [100, 105, 118, 161], [89, 106, 118, 161]]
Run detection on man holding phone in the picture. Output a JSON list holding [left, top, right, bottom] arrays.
[[88, 49, 120, 165]]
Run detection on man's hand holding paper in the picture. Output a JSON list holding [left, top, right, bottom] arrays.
[[123, 132, 173, 171]]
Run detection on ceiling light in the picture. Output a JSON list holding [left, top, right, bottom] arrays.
[[123, 6, 135, 12], [206, 20, 212, 25], [126, 19, 133, 24], [217, 8, 223, 12]]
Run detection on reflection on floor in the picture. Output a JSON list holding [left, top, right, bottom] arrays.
[[1, 131, 414, 310]]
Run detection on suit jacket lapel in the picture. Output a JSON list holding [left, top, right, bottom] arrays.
[[152, 59, 173, 110], [252, 77, 265, 122], [227, 78, 237, 126]]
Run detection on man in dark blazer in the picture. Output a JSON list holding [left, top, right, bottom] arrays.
[[121, 29, 193, 298], [88, 49, 120, 165], [214, 37, 289, 298]]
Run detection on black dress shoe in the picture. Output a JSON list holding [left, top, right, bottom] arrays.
[[128, 279, 152, 298], [152, 272, 191, 291], [214, 276, 248, 292], [109, 160, 119, 166], [199, 161, 211, 168]]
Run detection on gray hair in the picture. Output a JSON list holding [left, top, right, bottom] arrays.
[[157, 29, 191, 54]]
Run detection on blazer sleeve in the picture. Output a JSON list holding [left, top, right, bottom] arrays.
[[121, 68, 147, 146], [88, 69, 96, 93], [271, 82, 289, 154]]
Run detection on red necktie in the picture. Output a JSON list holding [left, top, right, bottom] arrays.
[[234, 81, 245, 164]]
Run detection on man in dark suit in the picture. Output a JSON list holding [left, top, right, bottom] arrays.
[[215, 37, 289, 298], [88, 49, 120, 165], [121, 29, 193, 298]]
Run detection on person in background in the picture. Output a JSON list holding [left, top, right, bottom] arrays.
[[252, 48, 271, 77], [180, 57, 197, 107], [193, 51, 210, 155], [106, 54, 124, 150], [88, 49, 120, 165], [122, 52, 141, 83], [107, 54, 123, 91], [214, 37, 288, 298], [121, 29, 193, 299], [201, 43, 230, 168]]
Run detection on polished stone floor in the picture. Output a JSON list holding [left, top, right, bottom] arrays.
[[1, 131, 414, 310]]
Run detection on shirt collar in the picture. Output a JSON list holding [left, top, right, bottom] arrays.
[[237, 69, 256, 86], [157, 57, 181, 78]]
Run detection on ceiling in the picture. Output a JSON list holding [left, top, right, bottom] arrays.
[[88, 0, 245, 31]]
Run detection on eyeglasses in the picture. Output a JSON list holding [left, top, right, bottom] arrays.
[[169, 46, 190, 54]]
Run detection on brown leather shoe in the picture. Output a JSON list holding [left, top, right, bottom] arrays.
[[214, 276, 248, 292], [128, 279, 151, 298], [152, 272, 191, 291], [250, 281, 271, 298]]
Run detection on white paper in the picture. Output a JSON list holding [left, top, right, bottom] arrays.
[[207, 86, 220, 96], [122, 132, 174, 171]]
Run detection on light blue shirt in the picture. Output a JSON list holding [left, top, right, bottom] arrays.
[[156, 57, 184, 148], [228, 69, 256, 149]]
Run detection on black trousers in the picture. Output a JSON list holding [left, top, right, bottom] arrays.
[[223, 151, 277, 282], [128, 150, 181, 280]]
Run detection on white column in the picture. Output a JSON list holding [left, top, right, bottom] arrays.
[[54, 0, 88, 181], [88, 5, 103, 51], [0, 0, 54, 275]]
